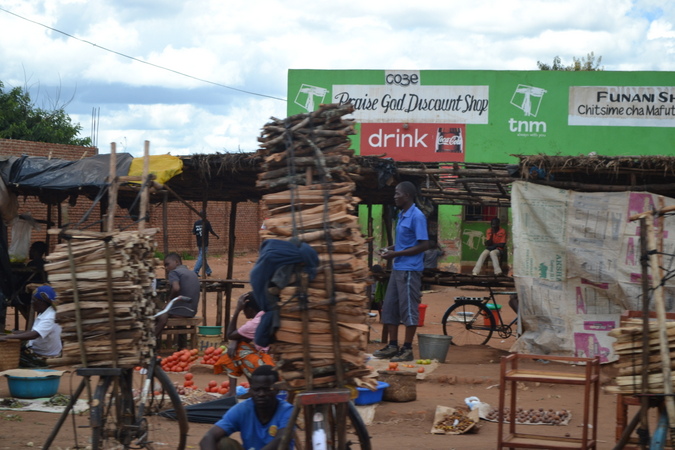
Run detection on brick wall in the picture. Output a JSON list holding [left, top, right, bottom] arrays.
[[1, 139, 263, 258]]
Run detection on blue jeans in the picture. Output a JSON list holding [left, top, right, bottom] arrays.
[[194, 246, 211, 276]]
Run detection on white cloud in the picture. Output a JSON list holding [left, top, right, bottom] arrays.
[[1, 0, 674, 155]]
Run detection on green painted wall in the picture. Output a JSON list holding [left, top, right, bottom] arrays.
[[288, 69, 675, 162], [289, 69, 675, 271]]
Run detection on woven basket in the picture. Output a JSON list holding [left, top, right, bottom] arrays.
[[0, 340, 21, 371]]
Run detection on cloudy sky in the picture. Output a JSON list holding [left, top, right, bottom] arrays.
[[0, 0, 673, 157]]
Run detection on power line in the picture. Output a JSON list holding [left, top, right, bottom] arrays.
[[0, 6, 287, 102]]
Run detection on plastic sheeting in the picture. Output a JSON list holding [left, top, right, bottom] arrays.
[[127, 154, 183, 185], [0, 153, 133, 190], [159, 396, 236, 424]]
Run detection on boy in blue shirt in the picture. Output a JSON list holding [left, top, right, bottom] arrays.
[[200, 365, 293, 450]]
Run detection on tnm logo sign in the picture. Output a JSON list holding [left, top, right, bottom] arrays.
[[508, 84, 548, 136]]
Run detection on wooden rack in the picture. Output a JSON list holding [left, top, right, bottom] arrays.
[[497, 353, 600, 449]]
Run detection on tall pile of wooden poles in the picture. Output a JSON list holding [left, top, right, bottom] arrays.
[[609, 204, 675, 447], [46, 141, 158, 368], [46, 228, 160, 367], [256, 103, 375, 389]]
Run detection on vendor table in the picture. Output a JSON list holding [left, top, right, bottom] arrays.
[[198, 279, 248, 331]]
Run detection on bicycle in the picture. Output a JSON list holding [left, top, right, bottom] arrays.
[[278, 387, 371, 450], [44, 297, 190, 450], [441, 287, 518, 346]]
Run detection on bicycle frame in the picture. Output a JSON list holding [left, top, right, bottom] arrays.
[[442, 288, 519, 345], [486, 287, 518, 330]]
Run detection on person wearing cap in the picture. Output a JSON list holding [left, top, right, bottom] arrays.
[[213, 292, 274, 397], [200, 365, 293, 450], [0, 285, 62, 366]]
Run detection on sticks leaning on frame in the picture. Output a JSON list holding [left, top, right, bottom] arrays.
[[628, 201, 675, 442]]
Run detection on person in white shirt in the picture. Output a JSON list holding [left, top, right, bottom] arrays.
[[0, 285, 62, 366]]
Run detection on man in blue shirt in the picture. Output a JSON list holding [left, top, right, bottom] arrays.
[[374, 181, 429, 362], [200, 365, 293, 450]]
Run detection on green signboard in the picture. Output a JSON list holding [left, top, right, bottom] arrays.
[[288, 70, 675, 163]]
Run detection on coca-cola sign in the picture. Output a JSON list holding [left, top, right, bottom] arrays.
[[360, 123, 465, 162]]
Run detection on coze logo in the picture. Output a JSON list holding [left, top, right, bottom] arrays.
[[385, 73, 419, 87]]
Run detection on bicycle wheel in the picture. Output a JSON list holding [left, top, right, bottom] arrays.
[[441, 302, 494, 346], [91, 367, 188, 449]]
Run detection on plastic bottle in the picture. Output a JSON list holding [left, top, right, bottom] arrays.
[[312, 412, 327, 450]]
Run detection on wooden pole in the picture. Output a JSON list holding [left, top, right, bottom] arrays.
[[46, 204, 52, 251], [162, 191, 169, 256], [104, 142, 121, 366], [639, 217, 651, 443], [224, 202, 237, 334], [367, 204, 373, 269], [66, 238, 88, 367], [643, 214, 675, 438], [138, 141, 150, 231], [163, 185, 202, 217], [57, 201, 63, 245], [201, 199, 208, 325], [104, 239, 119, 367], [106, 143, 118, 233]]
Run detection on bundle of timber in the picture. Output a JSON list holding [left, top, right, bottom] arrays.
[[44, 228, 160, 368], [607, 319, 675, 394], [257, 103, 375, 390]]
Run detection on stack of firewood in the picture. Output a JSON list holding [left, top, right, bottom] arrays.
[[45, 228, 160, 367], [257, 103, 375, 389], [607, 319, 675, 394]]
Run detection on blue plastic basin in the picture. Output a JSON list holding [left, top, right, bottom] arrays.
[[354, 381, 389, 405], [6, 369, 61, 399]]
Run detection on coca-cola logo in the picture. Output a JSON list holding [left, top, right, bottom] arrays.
[[438, 135, 462, 145]]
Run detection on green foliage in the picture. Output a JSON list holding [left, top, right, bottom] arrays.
[[181, 251, 195, 261], [0, 81, 92, 146], [154, 251, 165, 260], [537, 52, 603, 71]]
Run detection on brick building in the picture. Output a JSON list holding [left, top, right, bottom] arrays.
[[1, 139, 263, 258]]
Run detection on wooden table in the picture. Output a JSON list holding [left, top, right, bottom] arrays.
[[198, 279, 248, 331]]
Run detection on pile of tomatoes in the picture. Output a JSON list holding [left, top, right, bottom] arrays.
[[200, 346, 225, 365], [160, 348, 199, 372], [205, 379, 230, 394], [387, 361, 425, 373]]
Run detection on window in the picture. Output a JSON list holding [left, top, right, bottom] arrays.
[[465, 205, 498, 222]]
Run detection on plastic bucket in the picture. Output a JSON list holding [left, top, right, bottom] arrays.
[[417, 334, 453, 363], [198, 326, 222, 336], [484, 303, 502, 326], [418, 304, 428, 327], [198, 334, 223, 355]]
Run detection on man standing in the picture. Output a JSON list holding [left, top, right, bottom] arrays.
[[472, 217, 507, 276], [155, 252, 201, 341], [200, 365, 293, 450], [193, 211, 219, 277], [374, 181, 429, 362]]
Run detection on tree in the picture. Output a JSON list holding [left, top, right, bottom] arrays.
[[537, 52, 603, 71], [0, 81, 92, 146]]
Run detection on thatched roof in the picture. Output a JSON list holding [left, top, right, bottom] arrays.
[[513, 154, 675, 196], [7, 150, 675, 209]]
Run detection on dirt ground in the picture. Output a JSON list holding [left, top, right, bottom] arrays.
[[1, 252, 627, 449]]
